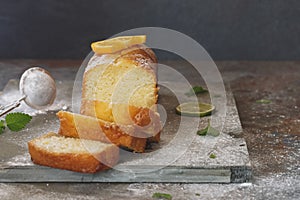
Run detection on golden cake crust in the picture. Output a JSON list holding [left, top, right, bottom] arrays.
[[56, 111, 161, 152]]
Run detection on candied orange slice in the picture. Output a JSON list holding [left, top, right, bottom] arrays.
[[91, 35, 146, 54]]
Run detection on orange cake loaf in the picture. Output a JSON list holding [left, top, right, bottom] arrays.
[[82, 44, 158, 123], [81, 36, 161, 143]]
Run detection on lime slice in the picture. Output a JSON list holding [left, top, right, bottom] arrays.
[[175, 102, 215, 117]]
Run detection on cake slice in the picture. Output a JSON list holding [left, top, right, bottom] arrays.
[[28, 132, 119, 173], [57, 111, 161, 152]]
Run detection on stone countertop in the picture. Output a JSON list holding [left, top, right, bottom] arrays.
[[0, 60, 299, 200]]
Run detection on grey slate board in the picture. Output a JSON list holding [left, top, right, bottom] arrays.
[[0, 80, 251, 183]]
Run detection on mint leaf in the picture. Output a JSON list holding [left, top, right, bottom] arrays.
[[197, 123, 220, 137], [5, 113, 32, 131], [197, 126, 208, 136], [209, 153, 216, 159], [0, 120, 5, 134], [152, 192, 172, 200], [185, 86, 208, 97]]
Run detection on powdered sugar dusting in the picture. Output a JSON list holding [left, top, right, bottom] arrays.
[[85, 54, 118, 72], [85, 44, 156, 73], [6, 153, 32, 166]]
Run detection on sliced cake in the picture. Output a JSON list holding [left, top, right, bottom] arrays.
[[28, 132, 119, 173]]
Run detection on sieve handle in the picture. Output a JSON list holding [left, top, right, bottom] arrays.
[[0, 96, 26, 117]]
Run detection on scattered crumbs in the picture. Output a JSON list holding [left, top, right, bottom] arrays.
[[152, 192, 172, 200], [209, 153, 216, 159], [256, 99, 272, 104]]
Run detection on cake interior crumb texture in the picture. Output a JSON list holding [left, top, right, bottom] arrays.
[[34, 134, 114, 155]]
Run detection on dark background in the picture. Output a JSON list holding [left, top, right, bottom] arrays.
[[1, 0, 300, 60]]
